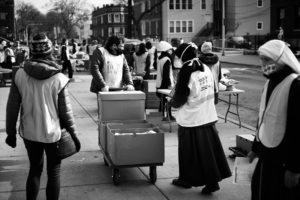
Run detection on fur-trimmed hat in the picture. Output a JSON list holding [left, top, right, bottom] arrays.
[[30, 33, 53, 55], [157, 41, 172, 52], [175, 42, 198, 62]]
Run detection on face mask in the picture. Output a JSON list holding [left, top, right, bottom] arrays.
[[261, 63, 277, 76]]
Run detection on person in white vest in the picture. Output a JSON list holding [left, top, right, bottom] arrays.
[[198, 41, 222, 104], [170, 42, 231, 194], [90, 35, 134, 93], [248, 40, 300, 200], [156, 41, 175, 120], [5, 33, 81, 200]]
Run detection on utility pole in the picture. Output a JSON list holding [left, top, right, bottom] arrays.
[[222, 0, 225, 56], [126, 0, 132, 38]]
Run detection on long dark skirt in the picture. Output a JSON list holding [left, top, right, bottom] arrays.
[[251, 159, 300, 200], [177, 123, 231, 187]]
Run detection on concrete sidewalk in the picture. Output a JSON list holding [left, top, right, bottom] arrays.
[[0, 73, 255, 200]]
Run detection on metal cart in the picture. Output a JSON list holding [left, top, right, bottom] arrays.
[[97, 91, 165, 185]]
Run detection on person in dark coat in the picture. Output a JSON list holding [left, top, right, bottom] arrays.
[[198, 41, 222, 104], [90, 35, 134, 93], [170, 42, 231, 194], [5, 33, 81, 200], [249, 39, 300, 200], [60, 38, 73, 79]]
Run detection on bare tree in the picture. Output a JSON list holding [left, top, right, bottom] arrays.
[[50, 0, 90, 38], [113, 0, 127, 5], [130, 0, 166, 39]]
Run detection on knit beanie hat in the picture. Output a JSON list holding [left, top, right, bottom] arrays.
[[200, 41, 212, 54], [30, 33, 53, 55], [175, 42, 198, 62], [157, 41, 172, 52]]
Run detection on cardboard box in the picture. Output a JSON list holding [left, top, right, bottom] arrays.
[[106, 124, 164, 166], [97, 91, 146, 122], [98, 120, 147, 153], [236, 134, 255, 154]]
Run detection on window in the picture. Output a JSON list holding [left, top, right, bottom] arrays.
[[182, 21, 187, 32], [114, 27, 120, 35], [146, 21, 150, 35], [101, 15, 103, 24], [156, 21, 159, 35], [108, 14, 112, 23], [141, 2, 145, 12], [201, 0, 206, 9], [176, 0, 180, 9], [176, 21, 181, 32], [114, 14, 120, 23], [108, 27, 113, 36], [188, 0, 192, 9], [188, 21, 193, 32], [0, 12, 8, 20], [182, 0, 187, 9], [169, 21, 175, 33], [257, 21, 263, 30], [278, 8, 285, 27], [257, 0, 263, 7], [169, 0, 174, 9], [120, 14, 124, 23], [141, 21, 146, 35], [101, 29, 104, 37], [295, 7, 300, 29], [147, 0, 151, 10]]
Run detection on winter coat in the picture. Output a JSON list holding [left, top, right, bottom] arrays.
[[6, 59, 78, 142]]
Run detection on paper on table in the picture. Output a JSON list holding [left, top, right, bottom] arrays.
[[233, 157, 258, 185]]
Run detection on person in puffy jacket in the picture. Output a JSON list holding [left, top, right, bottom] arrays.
[[5, 33, 81, 200]]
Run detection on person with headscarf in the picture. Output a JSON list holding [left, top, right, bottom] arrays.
[[170, 42, 231, 194], [248, 39, 300, 200], [90, 35, 134, 93], [156, 41, 175, 120], [5, 33, 81, 200], [198, 41, 222, 104]]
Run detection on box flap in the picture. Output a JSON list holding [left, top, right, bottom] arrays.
[[98, 91, 145, 100]]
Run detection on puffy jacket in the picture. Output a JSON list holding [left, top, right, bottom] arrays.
[[6, 59, 78, 140]]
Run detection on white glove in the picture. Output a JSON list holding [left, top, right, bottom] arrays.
[[126, 85, 135, 91], [101, 86, 109, 92]]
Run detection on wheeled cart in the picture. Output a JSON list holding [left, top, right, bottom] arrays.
[[97, 91, 165, 185]]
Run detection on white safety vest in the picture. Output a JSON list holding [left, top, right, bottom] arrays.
[[176, 65, 218, 127], [99, 47, 124, 88], [15, 69, 69, 143], [258, 73, 298, 148], [156, 56, 174, 88]]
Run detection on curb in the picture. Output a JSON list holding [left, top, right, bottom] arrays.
[[220, 61, 261, 69], [217, 114, 256, 132]]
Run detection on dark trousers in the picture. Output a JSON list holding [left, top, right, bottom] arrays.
[[62, 60, 73, 78], [24, 139, 61, 200]]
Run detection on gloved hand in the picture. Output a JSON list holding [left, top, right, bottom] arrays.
[[72, 135, 81, 152], [101, 86, 109, 92], [6, 135, 16, 148], [126, 85, 135, 91]]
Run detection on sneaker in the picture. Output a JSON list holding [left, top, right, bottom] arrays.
[[172, 178, 192, 189], [201, 183, 220, 194]]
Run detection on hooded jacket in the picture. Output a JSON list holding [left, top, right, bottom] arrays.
[[6, 59, 78, 142]]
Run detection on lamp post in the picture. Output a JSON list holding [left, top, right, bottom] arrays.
[[25, 23, 42, 47]]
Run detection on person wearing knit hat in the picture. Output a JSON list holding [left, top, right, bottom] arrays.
[[249, 39, 300, 200], [156, 41, 175, 120], [198, 41, 222, 104], [170, 42, 231, 194], [5, 32, 81, 200]]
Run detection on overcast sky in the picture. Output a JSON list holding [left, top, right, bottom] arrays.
[[20, 0, 113, 14]]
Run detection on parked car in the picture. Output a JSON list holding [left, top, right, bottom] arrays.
[[226, 36, 249, 48]]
